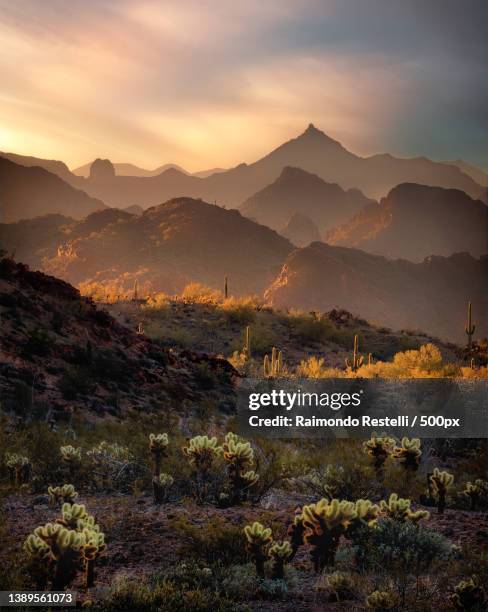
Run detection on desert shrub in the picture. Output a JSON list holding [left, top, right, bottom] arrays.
[[142, 292, 170, 313], [243, 321, 279, 356], [290, 315, 334, 344], [296, 357, 345, 378], [181, 283, 222, 304], [220, 296, 257, 325], [96, 571, 233, 611], [354, 519, 453, 576], [172, 515, 247, 566]]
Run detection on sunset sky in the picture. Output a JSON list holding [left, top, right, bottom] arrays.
[[1, 0, 487, 172]]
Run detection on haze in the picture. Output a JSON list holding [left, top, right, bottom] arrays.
[[1, 0, 487, 171]]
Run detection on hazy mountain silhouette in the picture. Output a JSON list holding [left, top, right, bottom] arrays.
[[280, 213, 321, 246], [327, 183, 488, 261], [0, 157, 106, 223], [265, 242, 488, 343], [0, 151, 75, 183], [240, 166, 372, 236], [6, 198, 292, 295], [73, 161, 189, 178], [442, 159, 488, 187]]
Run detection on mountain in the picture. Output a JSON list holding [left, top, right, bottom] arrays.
[[0, 151, 76, 183], [0, 157, 106, 223], [327, 183, 488, 261], [240, 166, 373, 235], [442, 159, 488, 187], [193, 167, 227, 178], [280, 213, 321, 247], [264, 242, 488, 343], [73, 161, 189, 178], [0, 257, 235, 418], [6, 198, 292, 295]]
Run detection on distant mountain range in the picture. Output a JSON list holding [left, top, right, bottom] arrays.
[[327, 183, 488, 261], [0, 157, 105, 223], [0, 198, 292, 295], [72, 161, 189, 178], [2, 124, 484, 213], [240, 166, 373, 237], [265, 242, 488, 343]]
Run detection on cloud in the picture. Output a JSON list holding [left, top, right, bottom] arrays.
[[0, 0, 486, 169]]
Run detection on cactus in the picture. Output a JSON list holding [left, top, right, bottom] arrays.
[[48, 484, 78, 507], [57, 503, 88, 529], [430, 468, 454, 514], [153, 473, 174, 504], [244, 521, 272, 578], [392, 437, 422, 471], [80, 523, 106, 588], [243, 325, 251, 360], [268, 540, 292, 580], [302, 498, 357, 571], [368, 353, 374, 365], [465, 301, 475, 349], [182, 435, 222, 473], [263, 347, 284, 377], [222, 433, 258, 501], [60, 445, 82, 465], [325, 571, 355, 602], [224, 276, 228, 299], [363, 433, 395, 473], [463, 479, 488, 511], [23, 534, 51, 589], [450, 577, 486, 610], [380, 493, 430, 523], [133, 279, 138, 301], [345, 334, 364, 372], [365, 590, 398, 610], [149, 433, 169, 503], [5, 452, 31, 486], [287, 509, 306, 560]]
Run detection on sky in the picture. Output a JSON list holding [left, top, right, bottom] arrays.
[[0, 0, 487, 172]]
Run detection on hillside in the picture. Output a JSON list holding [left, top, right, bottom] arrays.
[[73, 161, 189, 178], [0, 257, 235, 420], [5, 198, 292, 295], [0, 151, 76, 183], [280, 213, 321, 247], [264, 243, 488, 343], [240, 166, 372, 236], [327, 183, 488, 261], [0, 157, 106, 222]]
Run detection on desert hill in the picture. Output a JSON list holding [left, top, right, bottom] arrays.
[[240, 166, 372, 236], [442, 159, 488, 187], [280, 213, 322, 247], [0, 257, 235, 420], [327, 183, 488, 261], [0, 157, 106, 223], [264, 242, 488, 343], [3, 198, 292, 295], [73, 161, 189, 178], [0, 151, 76, 183]]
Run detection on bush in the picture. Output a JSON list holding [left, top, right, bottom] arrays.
[[181, 283, 222, 304], [220, 296, 257, 325]]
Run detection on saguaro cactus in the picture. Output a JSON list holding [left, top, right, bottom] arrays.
[[263, 347, 283, 377], [430, 468, 454, 514], [244, 521, 272, 578], [243, 325, 251, 360], [465, 301, 475, 349], [345, 334, 364, 372], [224, 276, 228, 299]]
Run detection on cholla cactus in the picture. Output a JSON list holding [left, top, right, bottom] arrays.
[[365, 589, 398, 610], [380, 493, 429, 523], [60, 445, 82, 465], [182, 436, 222, 473], [430, 468, 454, 514], [450, 577, 485, 610], [57, 503, 88, 529], [222, 433, 259, 501], [268, 540, 292, 580], [153, 473, 174, 504], [80, 524, 106, 588], [462, 479, 488, 511], [348, 498, 381, 541], [392, 437, 422, 471], [149, 433, 169, 475], [23, 534, 51, 589], [48, 484, 78, 507], [302, 498, 357, 571], [244, 521, 272, 578], [5, 453, 31, 486], [363, 433, 395, 473], [287, 509, 306, 560], [325, 571, 355, 603]]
